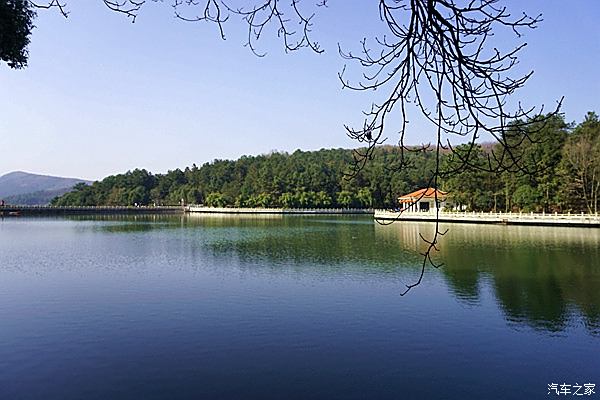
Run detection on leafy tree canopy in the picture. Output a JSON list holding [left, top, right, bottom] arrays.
[[51, 113, 600, 214], [0, 0, 35, 68]]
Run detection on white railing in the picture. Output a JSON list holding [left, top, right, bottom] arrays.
[[374, 209, 600, 226], [1, 205, 183, 209], [186, 206, 374, 214]]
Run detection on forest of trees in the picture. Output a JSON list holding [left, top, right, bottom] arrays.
[[445, 112, 600, 213], [52, 146, 437, 209], [52, 113, 600, 213]]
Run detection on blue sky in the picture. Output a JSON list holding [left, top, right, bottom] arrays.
[[1, 1, 598, 180]]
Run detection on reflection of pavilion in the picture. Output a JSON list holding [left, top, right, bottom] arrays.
[[375, 221, 600, 334], [398, 188, 447, 212], [375, 220, 438, 253]]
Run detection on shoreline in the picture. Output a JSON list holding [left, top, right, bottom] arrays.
[[374, 210, 600, 228], [0, 205, 373, 217], [2, 206, 599, 228], [186, 206, 373, 215], [0, 205, 184, 216]]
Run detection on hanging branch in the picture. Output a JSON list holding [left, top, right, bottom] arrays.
[[102, 0, 145, 22], [341, 0, 561, 293], [339, 0, 562, 176], [219, 0, 324, 56], [30, 1, 325, 54], [29, 0, 69, 17]]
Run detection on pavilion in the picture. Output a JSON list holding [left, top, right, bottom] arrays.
[[398, 188, 448, 212]]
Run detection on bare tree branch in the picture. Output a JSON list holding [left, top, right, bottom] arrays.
[[344, 0, 561, 293], [29, 0, 69, 17]]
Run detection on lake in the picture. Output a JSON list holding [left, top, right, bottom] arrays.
[[0, 215, 598, 399]]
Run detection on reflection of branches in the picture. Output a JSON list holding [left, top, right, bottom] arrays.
[[375, 178, 449, 296]]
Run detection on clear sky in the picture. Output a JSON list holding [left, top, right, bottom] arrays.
[[1, 1, 598, 181]]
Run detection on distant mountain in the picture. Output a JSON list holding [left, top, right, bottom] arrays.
[[0, 171, 91, 205]]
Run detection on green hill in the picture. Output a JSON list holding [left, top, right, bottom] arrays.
[[52, 147, 436, 209], [51, 111, 600, 213]]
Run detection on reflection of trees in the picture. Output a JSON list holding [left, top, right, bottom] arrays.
[[81, 214, 422, 275], [200, 216, 421, 275], [77, 214, 600, 333], [376, 222, 600, 333], [440, 263, 481, 304], [491, 255, 568, 332]]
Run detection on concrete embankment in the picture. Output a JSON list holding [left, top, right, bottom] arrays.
[[0, 205, 373, 217], [0, 206, 184, 216], [186, 206, 373, 215], [374, 210, 600, 228]]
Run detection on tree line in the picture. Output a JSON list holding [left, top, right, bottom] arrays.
[[52, 112, 600, 213], [52, 147, 437, 209], [445, 112, 600, 214]]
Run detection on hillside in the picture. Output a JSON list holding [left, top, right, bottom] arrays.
[[50, 112, 599, 213], [0, 171, 91, 205], [52, 147, 436, 209]]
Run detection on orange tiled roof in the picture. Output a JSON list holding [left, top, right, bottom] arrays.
[[398, 188, 448, 203]]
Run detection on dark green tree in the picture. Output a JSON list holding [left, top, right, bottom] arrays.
[[444, 144, 502, 211], [314, 191, 332, 208], [205, 192, 227, 207], [356, 188, 372, 208], [0, 0, 35, 68], [336, 191, 355, 209], [501, 114, 569, 212], [278, 192, 297, 209], [559, 112, 600, 213]]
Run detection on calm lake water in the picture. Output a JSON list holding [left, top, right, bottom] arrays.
[[0, 215, 598, 399]]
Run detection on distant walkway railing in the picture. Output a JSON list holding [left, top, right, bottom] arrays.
[[374, 209, 600, 227], [186, 206, 374, 215], [0, 205, 184, 215]]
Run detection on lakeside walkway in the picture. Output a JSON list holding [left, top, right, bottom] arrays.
[[186, 206, 373, 215], [374, 210, 600, 227], [3, 205, 598, 227], [0, 205, 184, 216]]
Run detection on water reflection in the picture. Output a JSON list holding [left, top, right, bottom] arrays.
[[181, 215, 600, 335], [2, 216, 598, 399], [376, 222, 600, 334], [186, 215, 421, 277], [7, 215, 598, 334]]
